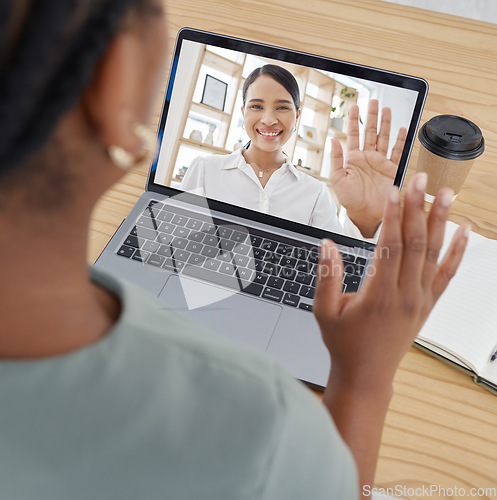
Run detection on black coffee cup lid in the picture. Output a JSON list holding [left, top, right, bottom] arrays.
[[418, 115, 485, 160]]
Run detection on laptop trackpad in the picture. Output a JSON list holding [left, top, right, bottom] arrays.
[[158, 275, 282, 351]]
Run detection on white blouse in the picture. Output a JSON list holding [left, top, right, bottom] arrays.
[[180, 149, 369, 240]]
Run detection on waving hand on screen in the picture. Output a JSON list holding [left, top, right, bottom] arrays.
[[330, 99, 407, 238]]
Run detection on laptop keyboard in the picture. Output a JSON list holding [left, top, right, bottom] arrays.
[[116, 201, 368, 312]]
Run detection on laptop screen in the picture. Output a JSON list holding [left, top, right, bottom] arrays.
[[149, 29, 427, 243]]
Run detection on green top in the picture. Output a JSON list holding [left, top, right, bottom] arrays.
[[0, 267, 357, 499]]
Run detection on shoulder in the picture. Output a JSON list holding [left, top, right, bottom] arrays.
[[190, 150, 241, 171], [291, 167, 329, 195], [284, 159, 321, 186]]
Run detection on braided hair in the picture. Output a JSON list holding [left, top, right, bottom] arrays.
[[0, 0, 153, 177]]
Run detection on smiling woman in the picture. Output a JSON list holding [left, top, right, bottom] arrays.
[[241, 66, 301, 178], [180, 65, 348, 232], [183, 64, 301, 189]]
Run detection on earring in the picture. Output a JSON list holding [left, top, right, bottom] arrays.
[[108, 145, 135, 170], [241, 122, 245, 130], [108, 123, 156, 170]]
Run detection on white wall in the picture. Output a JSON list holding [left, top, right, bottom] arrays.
[[155, 41, 203, 185], [380, 0, 497, 24]]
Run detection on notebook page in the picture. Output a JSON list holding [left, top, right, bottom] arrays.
[[417, 222, 497, 375]]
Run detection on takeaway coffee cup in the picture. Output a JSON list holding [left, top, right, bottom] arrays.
[[416, 115, 485, 202]]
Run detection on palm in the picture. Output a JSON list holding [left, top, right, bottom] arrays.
[[331, 149, 398, 223], [330, 100, 407, 234]]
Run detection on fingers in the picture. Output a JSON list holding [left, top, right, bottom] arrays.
[[390, 127, 407, 166], [314, 239, 344, 319], [376, 107, 392, 156], [398, 173, 428, 289], [347, 100, 407, 164], [361, 185, 403, 293], [431, 224, 470, 301], [330, 138, 345, 175], [346, 104, 360, 151], [421, 187, 454, 287], [363, 99, 379, 150], [365, 175, 467, 300]]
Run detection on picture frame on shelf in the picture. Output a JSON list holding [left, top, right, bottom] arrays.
[[201, 74, 228, 111], [301, 124, 319, 144]]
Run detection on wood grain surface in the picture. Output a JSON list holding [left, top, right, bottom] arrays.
[[88, 1, 497, 497]]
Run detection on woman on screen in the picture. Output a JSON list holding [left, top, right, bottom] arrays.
[[181, 64, 407, 239]]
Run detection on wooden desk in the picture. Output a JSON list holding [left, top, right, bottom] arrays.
[[88, 1, 497, 497]]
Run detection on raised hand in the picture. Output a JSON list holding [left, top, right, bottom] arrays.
[[313, 174, 469, 498], [330, 99, 407, 238], [315, 174, 468, 383]]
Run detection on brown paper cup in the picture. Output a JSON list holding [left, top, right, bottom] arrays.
[[416, 147, 476, 201], [416, 115, 484, 202]]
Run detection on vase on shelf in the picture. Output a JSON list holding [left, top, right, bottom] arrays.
[[203, 124, 216, 145], [189, 129, 202, 142]]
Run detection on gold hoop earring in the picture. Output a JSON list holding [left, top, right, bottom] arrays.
[[108, 124, 156, 170], [241, 122, 245, 130]]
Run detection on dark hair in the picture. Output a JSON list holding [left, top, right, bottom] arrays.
[[0, 0, 157, 177], [242, 64, 300, 110]]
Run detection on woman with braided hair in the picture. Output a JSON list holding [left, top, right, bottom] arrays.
[[0, 1, 468, 499]]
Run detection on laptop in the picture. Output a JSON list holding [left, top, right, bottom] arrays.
[[95, 28, 428, 389]]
